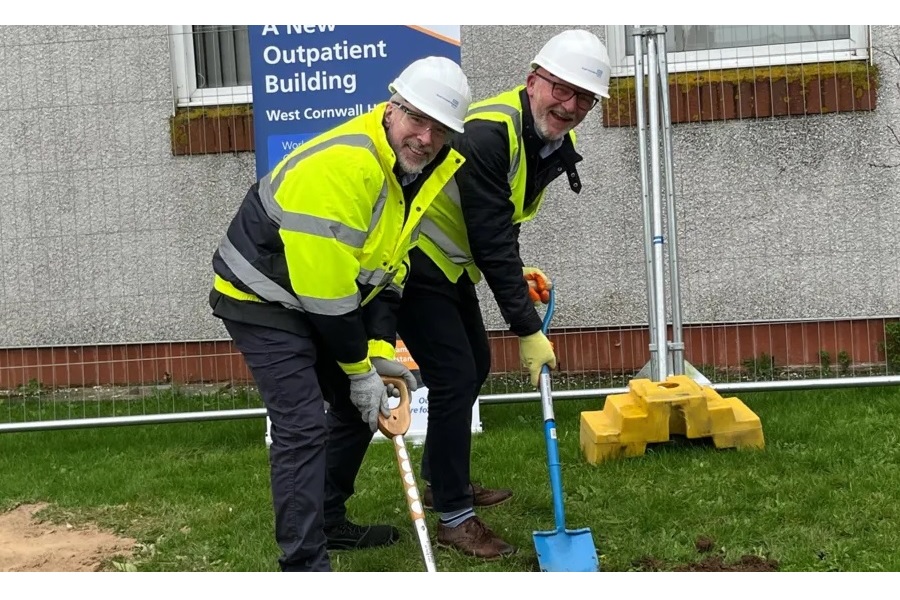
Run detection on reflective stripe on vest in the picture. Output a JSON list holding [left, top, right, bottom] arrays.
[[259, 134, 389, 243], [419, 218, 470, 264], [358, 266, 395, 287], [466, 103, 523, 186], [217, 235, 302, 311], [217, 133, 392, 314], [421, 177, 468, 266], [218, 235, 363, 315], [418, 101, 525, 272]]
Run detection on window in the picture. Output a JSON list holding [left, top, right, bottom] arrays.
[[606, 26, 869, 77], [169, 25, 252, 107]]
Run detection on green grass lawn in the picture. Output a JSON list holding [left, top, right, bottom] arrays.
[[2, 385, 900, 571]]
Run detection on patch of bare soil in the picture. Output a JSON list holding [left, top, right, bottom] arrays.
[[674, 554, 779, 572], [633, 536, 779, 572], [0, 503, 136, 572]]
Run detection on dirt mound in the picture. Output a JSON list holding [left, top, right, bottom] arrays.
[[674, 554, 779, 572], [0, 503, 136, 572], [633, 536, 779, 572]]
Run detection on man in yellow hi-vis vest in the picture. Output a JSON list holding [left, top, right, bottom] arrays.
[[210, 56, 471, 572], [396, 31, 611, 559]]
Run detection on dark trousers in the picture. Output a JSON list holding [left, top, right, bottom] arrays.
[[396, 249, 491, 513], [223, 319, 374, 572]]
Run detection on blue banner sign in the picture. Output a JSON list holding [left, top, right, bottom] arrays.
[[248, 25, 461, 179]]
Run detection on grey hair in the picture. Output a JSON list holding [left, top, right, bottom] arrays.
[[384, 93, 402, 127]]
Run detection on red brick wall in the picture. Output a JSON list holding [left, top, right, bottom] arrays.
[[1, 318, 892, 389]]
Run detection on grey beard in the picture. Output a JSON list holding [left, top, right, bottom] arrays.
[[535, 113, 570, 141], [398, 148, 428, 174], [398, 158, 424, 175]]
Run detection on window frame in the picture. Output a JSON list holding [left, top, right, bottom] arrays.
[[169, 25, 253, 108], [605, 25, 870, 77]]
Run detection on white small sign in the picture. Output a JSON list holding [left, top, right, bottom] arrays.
[[265, 338, 482, 447], [373, 385, 482, 444], [264, 387, 482, 447]]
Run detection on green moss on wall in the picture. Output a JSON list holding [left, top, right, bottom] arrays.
[[603, 61, 879, 125], [609, 61, 877, 94], [169, 104, 253, 150]]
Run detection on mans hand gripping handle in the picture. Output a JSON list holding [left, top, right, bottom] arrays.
[[348, 368, 391, 432], [519, 331, 556, 387], [372, 357, 419, 394], [520, 267, 556, 386], [523, 266, 552, 305]]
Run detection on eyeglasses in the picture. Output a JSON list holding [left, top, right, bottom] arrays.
[[532, 71, 598, 111], [391, 102, 453, 142]]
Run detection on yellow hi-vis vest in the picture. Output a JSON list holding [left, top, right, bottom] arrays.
[[417, 86, 575, 284], [213, 102, 464, 345]]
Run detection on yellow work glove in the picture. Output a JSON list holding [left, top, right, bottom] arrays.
[[523, 266, 552, 305], [519, 331, 557, 387]]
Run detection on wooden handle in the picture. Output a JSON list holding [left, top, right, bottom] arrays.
[[377, 375, 412, 438]]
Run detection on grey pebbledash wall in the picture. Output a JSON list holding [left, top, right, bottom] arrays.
[[0, 25, 898, 348]]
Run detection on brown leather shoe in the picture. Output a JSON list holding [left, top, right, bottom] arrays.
[[423, 483, 513, 510], [437, 516, 517, 559]]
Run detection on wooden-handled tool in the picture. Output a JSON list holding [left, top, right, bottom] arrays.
[[378, 376, 436, 572]]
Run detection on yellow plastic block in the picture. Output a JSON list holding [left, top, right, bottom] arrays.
[[705, 395, 766, 450], [580, 375, 765, 464]]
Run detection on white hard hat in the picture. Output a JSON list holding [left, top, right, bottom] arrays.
[[388, 56, 471, 133], [530, 29, 612, 99]]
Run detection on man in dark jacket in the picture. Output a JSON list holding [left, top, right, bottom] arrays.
[[396, 30, 611, 558]]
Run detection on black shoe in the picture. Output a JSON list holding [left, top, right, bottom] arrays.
[[324, 520, 400, 551]]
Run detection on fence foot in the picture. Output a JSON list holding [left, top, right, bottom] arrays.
[[579, 375, 765, 465]]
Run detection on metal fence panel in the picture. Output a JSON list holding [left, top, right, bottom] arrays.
[[1, 25, 899, 432]]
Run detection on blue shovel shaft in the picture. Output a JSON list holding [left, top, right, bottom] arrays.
[[540, 365, 567, 531], [534, 286, 599, 572], [538, 291, 567, 532]]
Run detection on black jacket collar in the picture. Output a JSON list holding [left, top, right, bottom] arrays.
[[518, 88, 584, 194]]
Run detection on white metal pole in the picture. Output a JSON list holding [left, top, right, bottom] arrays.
[[632, 27, 660, 381], [646, 32, 669, 381], [656, 28, 685, 376]]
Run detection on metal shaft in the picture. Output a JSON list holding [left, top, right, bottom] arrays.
[[646, 33, 669, 381], [393, 434, 437, 572], [3, 375, 899, 434], [632, 27, 659, 381], [656, 29, 685, 376]]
